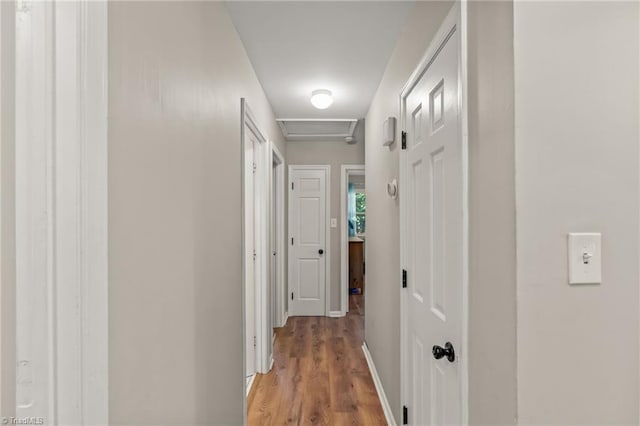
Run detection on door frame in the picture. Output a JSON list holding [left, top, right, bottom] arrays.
[[241, 99, 272, 390], [340, 164, 365, 316], [399, 3, 469, 424], [14, 1, 109, 422], [270, 142, 286, 328], [287, 164, 331, 317]]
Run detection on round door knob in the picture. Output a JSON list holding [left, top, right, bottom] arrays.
[[432, 342, 455, 362], [318, 249, 324, 255]]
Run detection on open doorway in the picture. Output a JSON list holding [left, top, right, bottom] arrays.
[[270, 143, 285, 332], [242, 99, 273, 398], [340, 165, 365, 316]]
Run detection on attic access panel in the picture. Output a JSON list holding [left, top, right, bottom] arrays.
[[277, 119, 357, 141]]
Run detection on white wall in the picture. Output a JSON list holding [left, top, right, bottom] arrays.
[[467, 2, 517, 424], [515, 2, 639, 424], [285, 120, 365, 312], [108, 2, 285, 423], [364, 2, 454, 422]]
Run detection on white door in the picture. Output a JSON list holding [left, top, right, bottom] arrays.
[[402, 15, 463, 426], [288, 166, 328, 316], [245, 127, 257, 381]]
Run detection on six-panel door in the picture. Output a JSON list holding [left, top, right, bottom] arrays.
[[404, 26, 463, 425], [289, 167, 328, 316]]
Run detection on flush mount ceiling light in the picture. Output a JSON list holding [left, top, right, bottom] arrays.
[[310, 89, 333, 110]]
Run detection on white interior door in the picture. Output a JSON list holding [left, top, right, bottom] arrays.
[[288, 166, 328, 316], [245, 128, 256, 381], [402, 15, 463, 426]]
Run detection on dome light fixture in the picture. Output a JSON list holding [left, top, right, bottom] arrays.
[[310, 89, 333, 110]]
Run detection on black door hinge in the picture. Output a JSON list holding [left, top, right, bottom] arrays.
[[402, 269, 407, 288], [291, 237, 294, 245], [401, 131, 407, 150], [291, 292, 294, 301], [291, 182, 294, 190], [403, 405, 408, 424]]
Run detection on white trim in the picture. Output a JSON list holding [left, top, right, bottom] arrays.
[[241, 99, 273, 425], [241, 99, 272, 380], [340, 165, 365, 316], [270, 142, 286, 329], [282, 312, 289, 328], [287, 164, 331, 316], [399, 3, 469, 424], [246, 374, 256, 397], [459, 3, 470, 423], [15, 1, 108, 423], [362, 343, 397, 426], [328, 311, 344, 318]]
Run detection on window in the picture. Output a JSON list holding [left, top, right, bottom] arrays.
[[355, 192, 366, 235]]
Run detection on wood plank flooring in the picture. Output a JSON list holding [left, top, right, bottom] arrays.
[[247, 296, 386, 425]]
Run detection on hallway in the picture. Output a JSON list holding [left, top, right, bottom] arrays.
[[247, 297, 384, 425], [5, 1, 640, 424]]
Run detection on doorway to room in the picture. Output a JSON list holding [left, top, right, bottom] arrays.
[[242, 99, 274, 397], [341, 165, 366, 317], [270, 143, 285, 332]]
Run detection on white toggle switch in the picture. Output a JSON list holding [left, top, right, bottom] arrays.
[[568, 233, 602, 284], [330, 218, 337, 228]]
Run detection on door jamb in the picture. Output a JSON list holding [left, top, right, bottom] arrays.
[[270, 142, 286, 328], [340, 164, 365, 316], [15, 2, 109, 422], [398, 3, 469, 424], [241, 99, 272, 389], [287, 164, 331, 317]]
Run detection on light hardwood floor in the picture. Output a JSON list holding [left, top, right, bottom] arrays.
[[247, 295, 386, 425]]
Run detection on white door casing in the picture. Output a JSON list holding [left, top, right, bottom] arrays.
[[400, 4, 468, 425], [15, 1, 109, 423], [241, 99, 272, 394], [270, 142, 286, 329], [245, 124, 257, 381], [288, 165, 330, 317], [271, 142, 287, 327], [272, 163, 278, 330]]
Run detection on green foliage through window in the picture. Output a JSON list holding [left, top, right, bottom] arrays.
[[355, 192, 366, 234], [355, 192, 366, 214]]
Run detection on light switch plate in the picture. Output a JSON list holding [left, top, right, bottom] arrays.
[[330, 218, 337, 228], [568, 233, 601, 285]]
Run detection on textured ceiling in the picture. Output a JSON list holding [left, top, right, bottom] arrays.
[[226, 1, 414, 119]]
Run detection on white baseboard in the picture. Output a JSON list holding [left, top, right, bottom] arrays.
[[246, 374, 256, 396], [362, 343, 397, 426], [328, 310, 344, 318], [281, 312, 289, 328]]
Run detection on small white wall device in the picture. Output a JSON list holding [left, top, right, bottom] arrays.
[[568, 232, 602, 284], [383, 117, 396, 146], [387, 179, 398, 199]]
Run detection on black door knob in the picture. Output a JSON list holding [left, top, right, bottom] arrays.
[[432, 342, 455, 362], [318, 249, 324, 255]]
